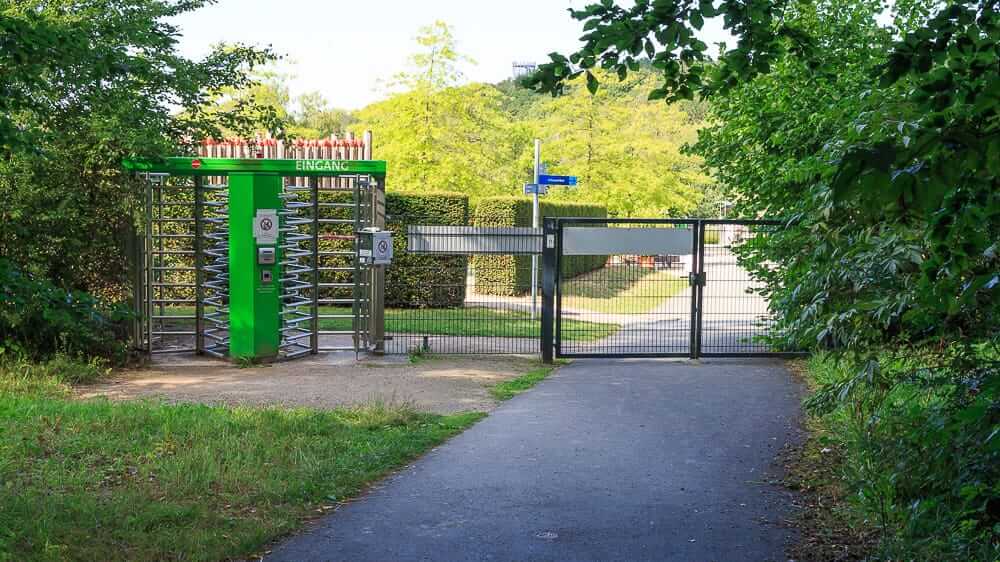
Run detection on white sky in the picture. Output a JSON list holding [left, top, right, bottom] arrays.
[[173, 0, 729, 110]]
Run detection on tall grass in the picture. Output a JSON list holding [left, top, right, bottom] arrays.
[[0, 361, 483, 561]]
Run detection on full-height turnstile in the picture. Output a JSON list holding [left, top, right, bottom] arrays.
[[126, 157, 391, 362]]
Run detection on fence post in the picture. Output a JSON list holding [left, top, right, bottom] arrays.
[[371, 177, 386, 354], [194, 176, 204, 355], [541, 217, 557, 364]]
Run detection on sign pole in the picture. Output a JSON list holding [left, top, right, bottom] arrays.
[[531, 139, 540, 320]]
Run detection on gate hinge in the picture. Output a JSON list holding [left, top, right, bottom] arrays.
[[688, 272, 707, 287]]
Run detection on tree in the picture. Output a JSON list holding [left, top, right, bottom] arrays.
[[389, 20, 474, 92], [529, 69, 709, 217], [530, 1, 998, 556], [352, 22, 532, 199], [0, 0, 279, 296], [353, 83, 532, 198], [294, 92, 356, 138], [527, 0, 998, 356]]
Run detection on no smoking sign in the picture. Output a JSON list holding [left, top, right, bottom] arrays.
[[253, 209, 279, 244]]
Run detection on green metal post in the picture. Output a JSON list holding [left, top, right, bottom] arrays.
[[228, 172, 282, 360]]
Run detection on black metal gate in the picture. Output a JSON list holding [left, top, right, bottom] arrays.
[[542, 218, 797, 360]]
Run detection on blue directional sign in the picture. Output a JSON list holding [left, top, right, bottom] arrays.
[[523, 183, 548, 195], [538, 174, 577, 186]]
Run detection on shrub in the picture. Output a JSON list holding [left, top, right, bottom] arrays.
[[316, 191, 469, 308], [805, 352, 1000, 560], [0, 259, 130, 362], [471, 197, 606, 296], [385, 192, 469, 308]]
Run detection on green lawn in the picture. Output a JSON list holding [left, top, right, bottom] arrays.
[[561, 267, 687, 314], [160, 306, 617, 341], [0, 359, 482, 562], [489, 364, 559, 400], [320, 306, 616, 342]]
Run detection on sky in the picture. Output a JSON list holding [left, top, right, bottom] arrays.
[[173, 0, 729, 111]]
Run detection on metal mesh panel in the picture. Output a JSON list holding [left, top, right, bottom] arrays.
[[552, 218, 794, 358], [556, 220, 695, 357], [382, 210, 542, 355], [697, 222, 776, 355]]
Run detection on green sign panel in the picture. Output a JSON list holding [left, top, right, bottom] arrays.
[[123, 157, 387, 177]]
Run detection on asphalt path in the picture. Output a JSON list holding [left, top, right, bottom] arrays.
[[267, 358, 804, 562]]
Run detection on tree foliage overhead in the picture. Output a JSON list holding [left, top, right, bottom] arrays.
[[1, 0, 278, 155], [0, 0, 279, 298]]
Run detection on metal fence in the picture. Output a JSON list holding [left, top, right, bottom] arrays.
[[133, 136, 792, 361], [381, 212, 543, 355], [697, 220, 779, 356], [546, 218, 797, 360]]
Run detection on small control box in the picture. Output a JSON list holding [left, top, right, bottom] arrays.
[[358, 228, 393, 266], [258, 247, 276, 265]]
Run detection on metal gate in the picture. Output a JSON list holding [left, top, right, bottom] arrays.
[[543, 218, 797, 360]]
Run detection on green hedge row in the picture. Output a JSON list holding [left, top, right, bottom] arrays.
[[317, 191, 468, 309], [385, 192, 469, 308], [471, 197, 607, 296]]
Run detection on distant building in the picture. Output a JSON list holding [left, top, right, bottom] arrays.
[[511, 61, 537, 79]]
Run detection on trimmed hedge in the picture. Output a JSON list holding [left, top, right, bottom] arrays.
[[385, 192, 469, 308], [318, 191, 468, 308], [471, 197, 607, 296]]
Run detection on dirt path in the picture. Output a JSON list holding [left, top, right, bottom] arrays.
[[78, 353, 541, 414]]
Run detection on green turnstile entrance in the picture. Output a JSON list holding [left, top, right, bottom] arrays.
[[126, 157, 388, 362]]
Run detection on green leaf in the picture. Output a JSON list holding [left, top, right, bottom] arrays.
[[647, 87, 668, 101], [691, 11, 705, 30], [586, 71, 599, 94]]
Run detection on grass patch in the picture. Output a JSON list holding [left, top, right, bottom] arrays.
[[322, 306, 617, 341], [161, 306, 618, 341], [489, 363, 560, 401], [782, 360, 877, 561], [562, 268, 686, 314], [0, 361, 483, 562]]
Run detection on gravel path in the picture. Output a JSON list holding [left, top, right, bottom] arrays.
[[79, 354, 541, 414]]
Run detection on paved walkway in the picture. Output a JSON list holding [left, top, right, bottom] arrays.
[[266, 359, 804, 562]]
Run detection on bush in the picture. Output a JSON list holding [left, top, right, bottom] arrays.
[[385, 192, 469, 308], [805, 352, 1000, 560], [0, 259, 130, 362], [471, 197, 606, 296]]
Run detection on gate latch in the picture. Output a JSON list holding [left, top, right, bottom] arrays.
[[688, 272, 707, 287]]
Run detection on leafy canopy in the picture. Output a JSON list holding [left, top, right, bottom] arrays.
[[0, 0, 279, 299]]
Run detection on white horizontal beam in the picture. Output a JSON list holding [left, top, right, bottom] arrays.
[[562, 227, 693, 256], [407, 226, 542, 255]]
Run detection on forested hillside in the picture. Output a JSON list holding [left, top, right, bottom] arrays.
[[252, 22, 716, 217]]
